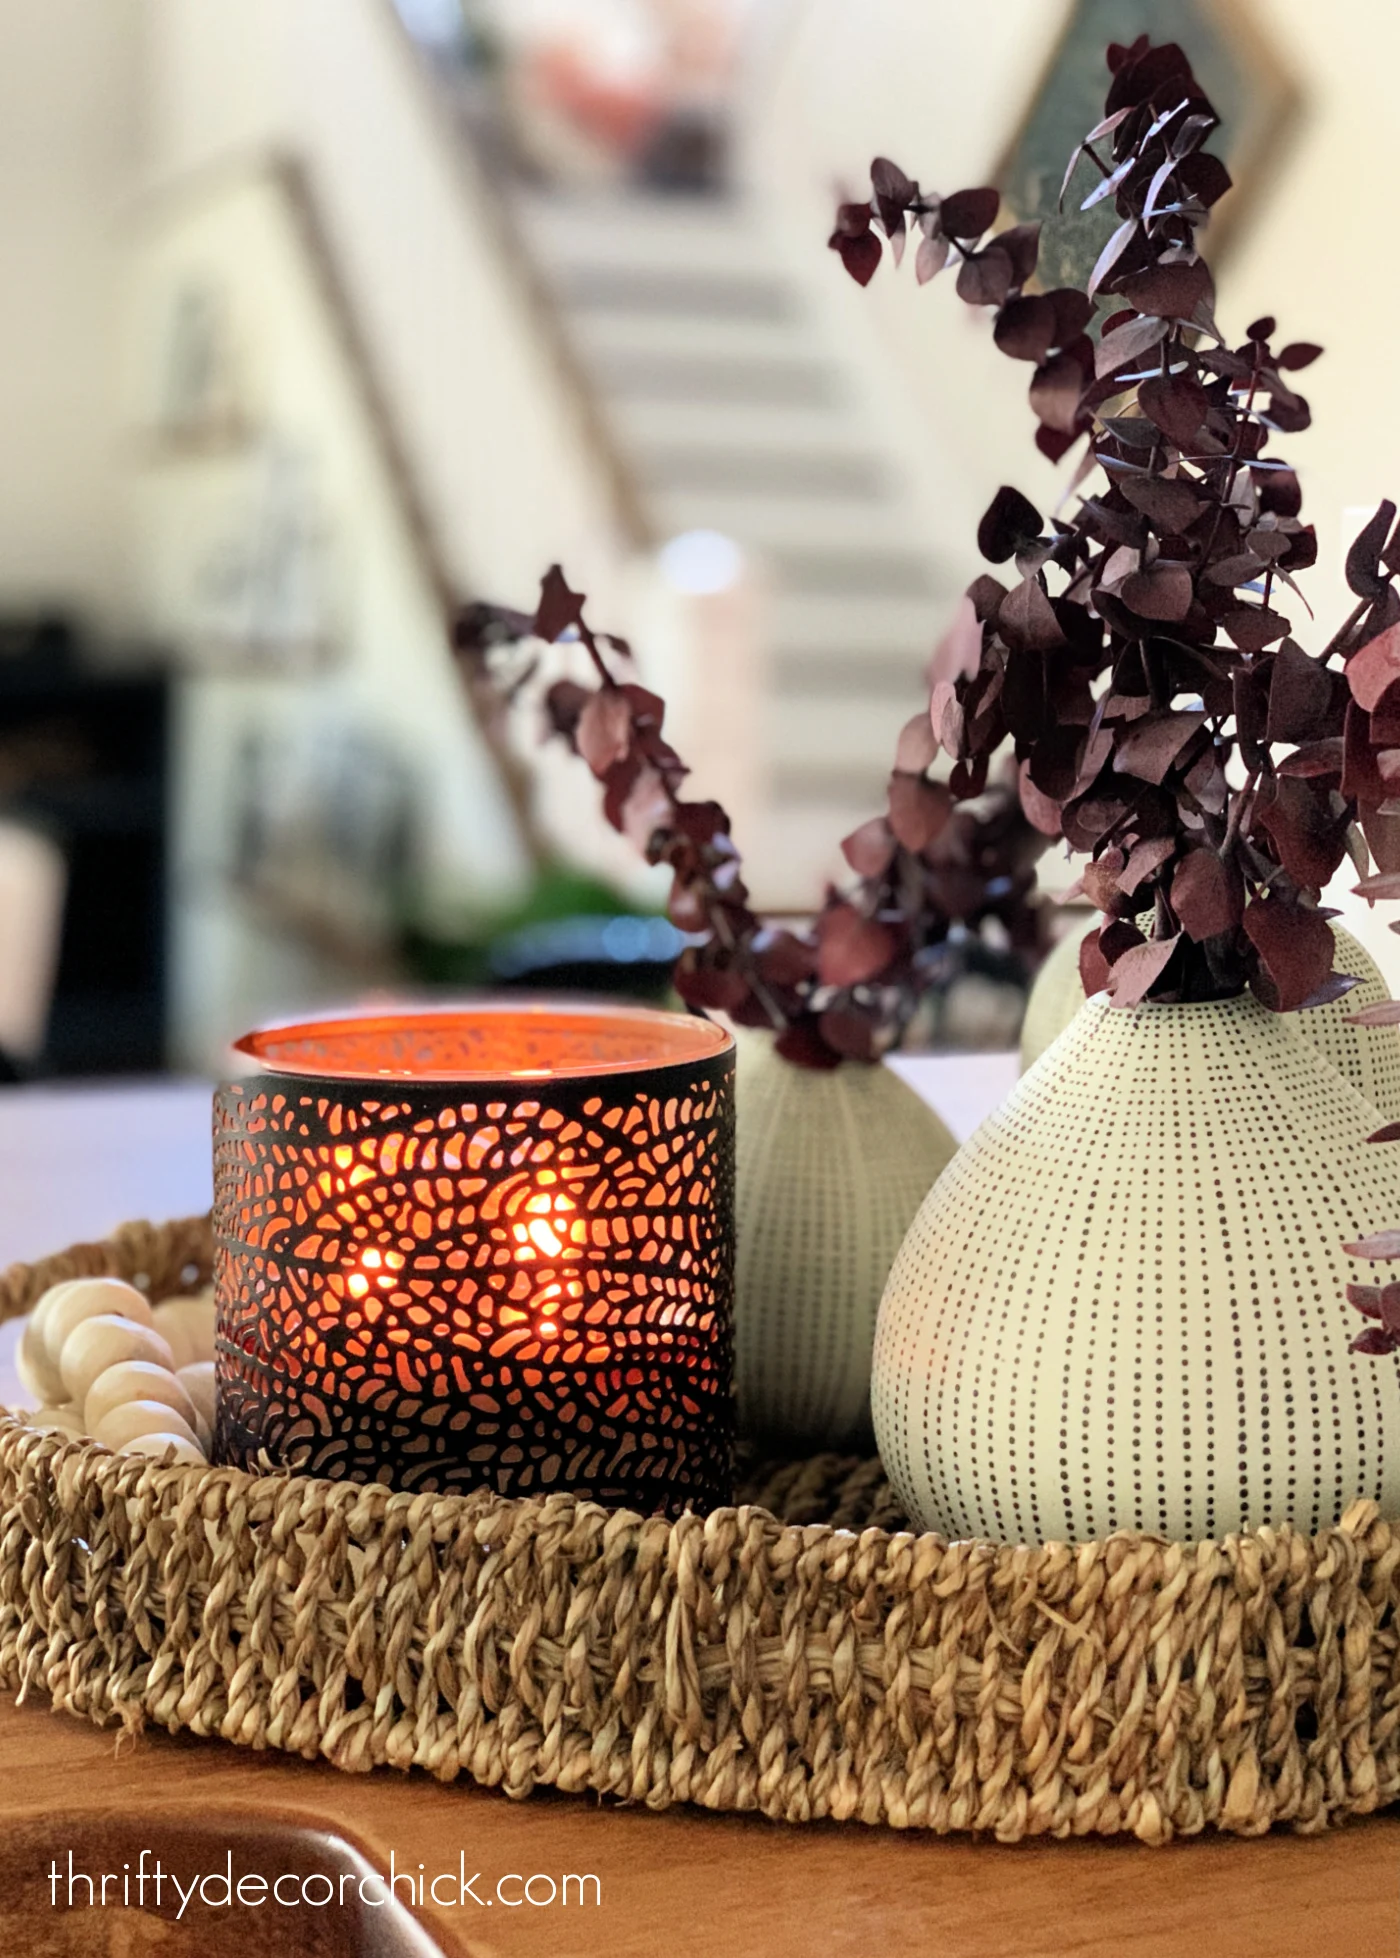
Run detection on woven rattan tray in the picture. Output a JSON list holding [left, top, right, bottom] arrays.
[[1, 1217, 1398, 1843]]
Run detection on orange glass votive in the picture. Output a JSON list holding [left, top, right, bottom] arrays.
[[213, 1003, 735, 1513]]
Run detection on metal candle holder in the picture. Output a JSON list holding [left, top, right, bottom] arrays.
[[213, 1003, 735, 1513]]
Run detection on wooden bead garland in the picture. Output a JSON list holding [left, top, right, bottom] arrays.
[[15, 1276, 215, 1463]]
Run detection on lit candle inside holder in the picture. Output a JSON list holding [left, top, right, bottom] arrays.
[[213, 1003, 735, 1513]]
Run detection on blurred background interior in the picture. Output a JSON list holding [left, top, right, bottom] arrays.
[[1, 0, 1396, 1082]]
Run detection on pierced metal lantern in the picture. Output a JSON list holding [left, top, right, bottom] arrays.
[[213, 1003, 735, 1513]]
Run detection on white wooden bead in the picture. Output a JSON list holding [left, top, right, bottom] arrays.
[[83, 1360, 201, 1443], [92, 1399, 201, 1453], [27, 1405, 85, 1437], [44, 1279, 154, 1372], [153, 1294, 215, 1370], [17, 1317, 65, 1405], [119, 1432, 206, 1467], [60, 1318, 175, 1407], [178, 1361, 215, 1433], [22, 1278, 113, 1404]]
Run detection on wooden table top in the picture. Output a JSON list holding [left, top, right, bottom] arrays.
[[0, 1695, 1396, 1957]]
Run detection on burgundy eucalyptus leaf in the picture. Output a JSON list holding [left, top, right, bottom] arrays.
[[1345, 500, 1398, 601], [1369, 1123, 1400, 1146], [816, 902, 897, 987], [1138, 373, 1209, 446], [1081, 847, 1128, 910], [1243, 898, 1336, 1011], [930, 680, 965, 756], [1106, 931, 1181, 1006], [534, 564, 588, 643], [1351, 1326, 1400, 1356], [1344, 1230, 1400, 1259], [1118, 258, 1213, 319], [1049, 289, 1096, 344], [772, 1023, 842, 1068], [753, 927, 819, 988], [1171, 847, 1240, 939], [930, 594, 985, 688], [575, 688, 634, 776], [1029, 351, 1088, 433], [998, 575, 1065, 651], [1113, 708, 1206, 783], [1017, 760, 1062, 838], [1094, 312, 1169, 380], [894, 711, 940, 774], [1087, 216, 1140, 298], [1347, 620, 1400, 712], [1221, 605, 1290, 654], [1079, 926, 1111, 995], [1276, 343, 1323, 372], [956, 246, 1014, 306], [939, 185, 1000, 239], [915, 230, 950, 284], [1350, 1000, 1400, 1026], [1118, 835, 1176, 893], [977, 486, 1044, 564], [870, 155, 915, 237], [1296, 971, 1360, 1010], [817, 1006, 879, 1063], [1254, 775, 1349, 890], [1175, 149, 1232, 207], [1266, 642, 1339, 742], [1119, 475, 1204, 531], [1120, 563, 1195, 621], [832, 228, 882, 286], [840, 816, 896, 879], [997, 222, 1042, 286], [994, 294, 1059, 363], [888, 774, 953, 851], [1277, 738, 1345, 778], [1355, 871, 1400, 901]]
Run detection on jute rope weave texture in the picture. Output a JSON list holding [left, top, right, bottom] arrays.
[[1, 1217, 1398, 1843]]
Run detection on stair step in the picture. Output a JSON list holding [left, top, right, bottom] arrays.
[[519, 191, 777, 277], [770, 647, 930, 695], [551, 262, 798, 324], [765, 692, 919, 774], [773, 590, 951, 648], [637, 444, 892, 501], [589, 348, 843, 408], [565, 307, 820, 366], [606, 391, 872, 454]]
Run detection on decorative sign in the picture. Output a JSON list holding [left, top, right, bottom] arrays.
[[998, 0, 1298, 289]]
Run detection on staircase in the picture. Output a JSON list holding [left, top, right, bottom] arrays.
[[516, 188, 960, 910]]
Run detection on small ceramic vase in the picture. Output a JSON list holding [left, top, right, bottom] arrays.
[[735, 1030, 956, 1446]]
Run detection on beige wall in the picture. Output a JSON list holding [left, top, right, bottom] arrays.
[[0, 0, 142, 625]]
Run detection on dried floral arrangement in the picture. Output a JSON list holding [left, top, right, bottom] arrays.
[[831, 34, 1400, 1015], [454, 568, 1051, 1068], [832, 33, 1400, 1360]]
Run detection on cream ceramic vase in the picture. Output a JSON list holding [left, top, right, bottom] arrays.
[[734, 1030, 956, 1446], [874, 993, 1400, 1543], [1020, 918, 1400, 1117]]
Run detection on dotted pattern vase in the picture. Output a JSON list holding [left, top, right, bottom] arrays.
[[874, 993, 1400, 1544], [734, 1031, 955, 1447], [1020, 918, 1400, 1118]]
